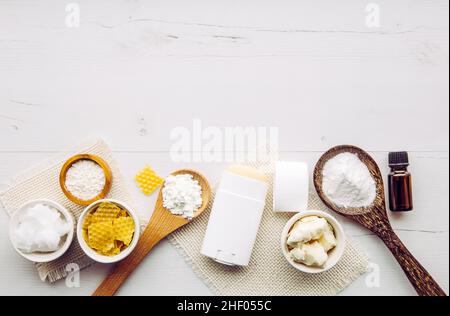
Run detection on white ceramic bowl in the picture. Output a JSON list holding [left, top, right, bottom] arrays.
[[77, 199, 140, 264], [9, 199, 75, 263], [281, 210, 346, 273]]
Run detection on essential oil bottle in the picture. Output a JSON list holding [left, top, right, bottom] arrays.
[[388, 152, 413, 212]]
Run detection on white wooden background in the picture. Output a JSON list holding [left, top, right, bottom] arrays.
[[0, 0, 448, 296]]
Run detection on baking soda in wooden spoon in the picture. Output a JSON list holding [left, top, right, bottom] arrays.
[[322, 152, 376, 208]]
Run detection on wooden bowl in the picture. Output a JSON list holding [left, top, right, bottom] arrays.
[[59, 154, 112, 206]]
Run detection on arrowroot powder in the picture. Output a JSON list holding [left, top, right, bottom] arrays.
[[162, 174, 203, 220], [65, 160, 106, 201], [322, 153, 376, 208]]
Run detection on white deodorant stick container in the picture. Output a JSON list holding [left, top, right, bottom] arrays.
[[201, 166, 268, 267], [273, 161, 309, 212]]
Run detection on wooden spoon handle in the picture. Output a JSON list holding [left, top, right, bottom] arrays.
[[380, 230, 446, 296], [92, 225, 167, 296]]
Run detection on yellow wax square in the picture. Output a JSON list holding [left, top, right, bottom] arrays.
[[135, 166, 164, 196]]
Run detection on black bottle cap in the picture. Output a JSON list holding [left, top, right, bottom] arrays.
[[389, 151, 409, 167]]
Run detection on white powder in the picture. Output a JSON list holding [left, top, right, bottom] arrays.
[[322, 153, 376, 208], [162, 174, 203, 219], [65, 160, 106, 200]]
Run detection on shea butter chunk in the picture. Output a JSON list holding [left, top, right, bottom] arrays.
[[287, 216, 328, 246], [299, 241, 328, 267], [319, 224, 337, 252]]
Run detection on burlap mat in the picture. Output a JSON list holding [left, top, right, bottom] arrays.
[[0, 138, 142, 283], [168, 161, 370, 296]]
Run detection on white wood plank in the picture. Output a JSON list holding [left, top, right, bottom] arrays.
[[0, 0, 448, 152], [0, 0, 448, 296]]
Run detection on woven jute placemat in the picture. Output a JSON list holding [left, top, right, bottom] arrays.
[[0, 138, 141, 283], [169, 161, 370, 296]]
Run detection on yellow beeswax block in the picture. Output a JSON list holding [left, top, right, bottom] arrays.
[[88, 221, 115, 252], [135, 166, 164, 196], [114, 217, 135, 246], [92, 202, 121, 223], [82, 202, 135, 257]]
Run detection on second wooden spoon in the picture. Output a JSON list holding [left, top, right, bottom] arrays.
[[314, 145, 446, 296]]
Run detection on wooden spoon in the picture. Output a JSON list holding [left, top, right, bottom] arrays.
[[93, 169, 211, 296], [314, 145, 446, 296]]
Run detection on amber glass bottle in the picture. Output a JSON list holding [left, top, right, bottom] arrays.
[[388, 152, 413, 212]]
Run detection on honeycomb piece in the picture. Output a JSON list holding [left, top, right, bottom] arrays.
[[118, 209, 129, 218], [82, 228, 89, 242], [92, 202, 121, 223], [101, 240, 123, 256], [82, 213, 93, 230], [135, 166, 164, 196], [87, 221, 115, 252], [114, 217, 135, 246]]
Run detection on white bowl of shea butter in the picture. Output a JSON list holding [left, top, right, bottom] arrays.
[[281, 210, 345, 274]]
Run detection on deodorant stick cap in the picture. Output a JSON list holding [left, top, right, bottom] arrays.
[[273, 161, 309, 212]]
